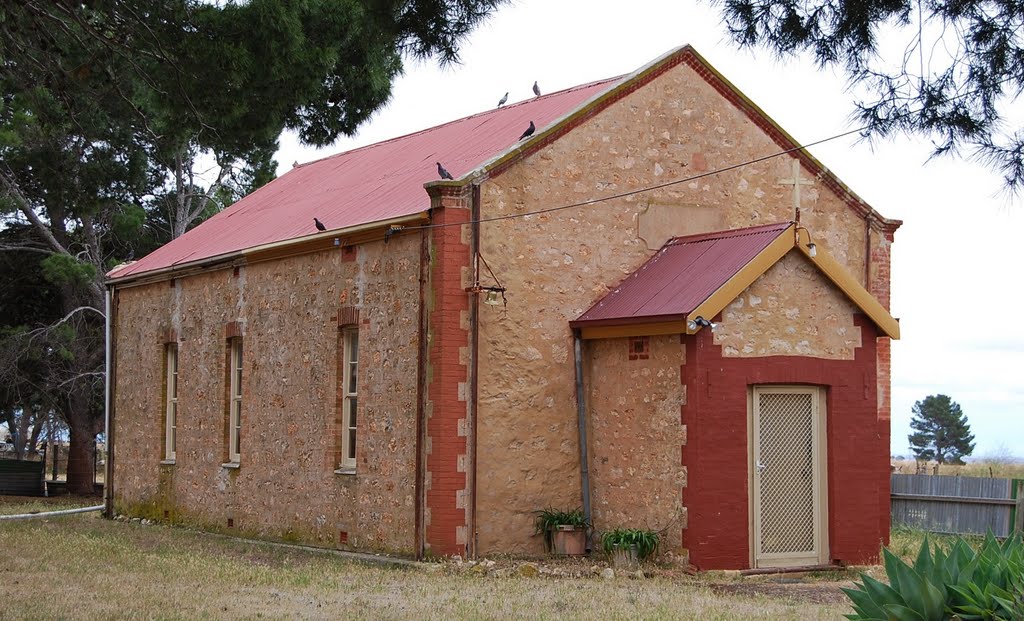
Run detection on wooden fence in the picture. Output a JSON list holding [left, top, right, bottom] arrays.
[[891, 473, 1024, 537]]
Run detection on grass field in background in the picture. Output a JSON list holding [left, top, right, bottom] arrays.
[[890, 458, 1024, 479]]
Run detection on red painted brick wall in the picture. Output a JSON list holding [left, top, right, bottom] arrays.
[[681, 315, 886, 569], [423, 188, 471, 557], [870, 228, 895, 547]]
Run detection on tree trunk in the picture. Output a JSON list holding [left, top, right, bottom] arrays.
[[14, 408, 33, 459], [66, 423, 97, 495], [65, 385, 99, 495]]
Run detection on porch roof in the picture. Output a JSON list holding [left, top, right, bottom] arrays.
[[570, 222, 900, 340]]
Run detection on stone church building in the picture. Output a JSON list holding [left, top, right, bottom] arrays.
[[106, 45, 900, 570]]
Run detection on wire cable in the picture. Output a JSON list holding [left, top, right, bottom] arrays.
[[394, 71, 1021, 232], [398, 125, 866, 232]]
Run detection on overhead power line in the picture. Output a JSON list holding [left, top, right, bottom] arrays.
[[401, 124, 866, 232], [397, 73, 1019, 232]]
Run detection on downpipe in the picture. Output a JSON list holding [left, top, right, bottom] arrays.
[[573, 330, 593, 552]]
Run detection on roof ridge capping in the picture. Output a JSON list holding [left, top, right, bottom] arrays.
[[293, 76, 623, 171]]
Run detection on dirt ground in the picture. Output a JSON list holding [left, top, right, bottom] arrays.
[[707, 580, 853, 604]]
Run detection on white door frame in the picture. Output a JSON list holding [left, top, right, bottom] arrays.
[[749, 385, 829, 568]]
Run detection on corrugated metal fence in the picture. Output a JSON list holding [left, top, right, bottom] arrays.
[[891, 473, 1024, 537]]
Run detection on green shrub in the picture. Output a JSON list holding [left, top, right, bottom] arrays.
[[600, 528, 659, 561], [843, 532, 1024, 620], [533, 508, 588, 552]]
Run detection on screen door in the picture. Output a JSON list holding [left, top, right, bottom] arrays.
[[751, 386, 827, 568]]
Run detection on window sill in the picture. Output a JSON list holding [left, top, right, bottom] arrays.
[[221, 462, 240, 470], [159, 459, 176, 466], [334, 467, 356, 476]]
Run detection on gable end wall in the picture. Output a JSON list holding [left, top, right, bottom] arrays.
[[473, 55, 894, 562]]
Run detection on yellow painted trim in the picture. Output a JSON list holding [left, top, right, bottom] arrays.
[[795, 243, 901, 339], [687, 225, 797, 333], [683, 223, 899, 339], [579, 321, 687, 340]]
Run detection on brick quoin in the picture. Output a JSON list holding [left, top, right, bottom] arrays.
[[681, 315, 887, 570], [424, 191, 470, 557], [869, 228, 895, 542]]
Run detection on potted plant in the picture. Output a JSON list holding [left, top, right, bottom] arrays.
[[601, 528, 659, 568], [534, 508, 589, 555]]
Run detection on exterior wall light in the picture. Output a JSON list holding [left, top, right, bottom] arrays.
[[795, 223, 817, 258], [484, 289, 503, 306], [687, 316, 717, 331], [466, 284, 507, 308]]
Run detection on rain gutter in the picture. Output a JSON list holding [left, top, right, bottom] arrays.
[[106, 212, 429, 289]]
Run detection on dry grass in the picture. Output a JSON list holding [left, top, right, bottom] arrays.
[[0, 500, 854, 620], [891, 458, 1024, 479], [0, 494, 100, 516]]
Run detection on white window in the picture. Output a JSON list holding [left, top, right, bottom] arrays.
[[340, 328, 359, 470], [165, 343, 178, 461], [228, 337, 243, 463]]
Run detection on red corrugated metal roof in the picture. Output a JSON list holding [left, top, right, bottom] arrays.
[[112, 77, 621, 280], [571, 223, 792, 327]]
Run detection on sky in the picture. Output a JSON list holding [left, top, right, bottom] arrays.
[[275, 0, 1024, 460]]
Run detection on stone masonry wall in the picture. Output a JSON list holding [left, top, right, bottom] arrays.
[[586, 335, 687, 556], [715, 252, 862, 359], [473, 55, 892, 556], [113, 233, 421, 554]]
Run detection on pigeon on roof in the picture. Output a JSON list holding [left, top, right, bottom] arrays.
[[519, 121, 536, 141], [314, 218, 326, 231], [497, 92, 508, 107], [436, 162, 454, 180], [532, 81, 541, 97]]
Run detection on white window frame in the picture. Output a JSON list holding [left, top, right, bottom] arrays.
[[164, 343, 178, 461], [228, 337, 243, 464], [339, 328, 359, 471]]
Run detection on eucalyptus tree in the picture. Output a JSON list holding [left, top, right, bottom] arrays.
[[1, 0, 505, 493]]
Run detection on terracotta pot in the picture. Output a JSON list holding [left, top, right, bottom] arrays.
[[610, 544, 639, 569], [550, 525, 587, 555]]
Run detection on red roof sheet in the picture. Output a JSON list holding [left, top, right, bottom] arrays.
[[113, 77, 620, 280], [571, 223, 792, 327]]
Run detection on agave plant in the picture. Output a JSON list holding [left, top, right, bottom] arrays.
[[843, 532, 1024, 621]]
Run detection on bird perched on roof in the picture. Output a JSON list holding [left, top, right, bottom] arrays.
[[436, 162, 454, 180], [519, 121, 536, 141], [314, 217, 326, 231], [497, 92, 508, 107], [532, 81, 541, 97]]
